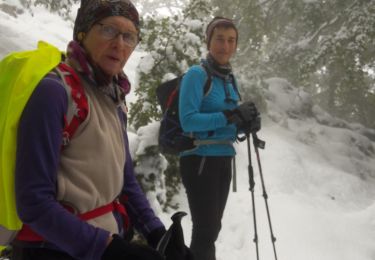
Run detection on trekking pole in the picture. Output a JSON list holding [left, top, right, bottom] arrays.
[[232, 156, 237, 192], [246, 133, 259, 260], [252, 133, 278, 260]]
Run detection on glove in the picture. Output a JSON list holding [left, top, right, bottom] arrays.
[[149, 212, 193, 260], [224, 101, 261, 134], [241, 114, 261, 134], [224, 101, 259, 126], [102, 234, 164, 260]]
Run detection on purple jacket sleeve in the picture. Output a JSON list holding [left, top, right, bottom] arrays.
[[119, 112, 165, 237], [15, 75, 109, 260]]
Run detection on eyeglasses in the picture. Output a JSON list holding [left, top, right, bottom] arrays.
[[97, 23, 139, 48]]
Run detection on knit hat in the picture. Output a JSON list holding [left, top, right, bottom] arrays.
[[206, 17, 238, 49], [73, 0, 140, 41]]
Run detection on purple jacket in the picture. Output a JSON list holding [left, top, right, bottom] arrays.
[[15, 74, 164, 259]]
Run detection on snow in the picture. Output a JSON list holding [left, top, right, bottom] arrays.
[[184, 19, 204, 31], [1, 5, 375, 260]]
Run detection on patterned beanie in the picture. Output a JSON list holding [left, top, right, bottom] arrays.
[[206, 17, 238, 49], [73, 0, 140, 41]]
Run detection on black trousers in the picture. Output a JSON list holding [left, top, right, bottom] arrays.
[[10, 245, 75, 260], [180, 155, 232, 260]]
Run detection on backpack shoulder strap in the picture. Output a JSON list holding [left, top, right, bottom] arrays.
[[199, 64, 212, 97], [230, 73, 242, 101], [199, 63, 242, 102], [54, 62, 89, 147]]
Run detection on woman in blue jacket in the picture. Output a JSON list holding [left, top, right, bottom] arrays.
[[179, 17, 260, 260]]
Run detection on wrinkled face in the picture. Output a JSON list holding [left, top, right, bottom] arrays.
[[82, 16, 138, 76], [209, 27, 237, 65]]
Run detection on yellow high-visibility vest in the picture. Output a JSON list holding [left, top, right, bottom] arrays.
[[0, 41, 62, 248]]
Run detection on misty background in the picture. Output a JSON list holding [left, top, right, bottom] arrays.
[[1, 1, 375, 259]]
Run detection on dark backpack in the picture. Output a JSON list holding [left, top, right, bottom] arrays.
[[156, 65, 212, 155]]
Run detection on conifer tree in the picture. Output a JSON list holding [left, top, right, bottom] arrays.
[[208, 0, 375, 129], [129, 0, 212, 208], [20, 0, 78, 17]]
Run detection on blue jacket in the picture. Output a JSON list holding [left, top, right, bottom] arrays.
[[179, 64, 240, 156]]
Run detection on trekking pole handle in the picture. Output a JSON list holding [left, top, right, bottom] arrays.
[[246, 134, 255, 191]]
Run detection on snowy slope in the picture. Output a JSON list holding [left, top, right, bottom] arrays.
[[1, 5, 375, 260]]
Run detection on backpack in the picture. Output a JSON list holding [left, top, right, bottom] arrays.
[[0, 41, 88, 249], [156, 65, 212, 155]]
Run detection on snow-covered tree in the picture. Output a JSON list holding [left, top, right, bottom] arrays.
[[17, 0, 78, 17], [208, 0, 375, 129], [128, 0, 212, 208], [129, 0, 211, 128]]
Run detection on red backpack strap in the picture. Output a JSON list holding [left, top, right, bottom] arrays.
[[55, 62, 89, 148], [16, 200, 130, 242]]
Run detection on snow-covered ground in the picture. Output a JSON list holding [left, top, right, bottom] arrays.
[[1, 4, 375, 260]]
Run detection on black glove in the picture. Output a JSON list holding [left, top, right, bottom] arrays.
[[224, 101, 261, 134], [151, 212, 193, 260], [241, 113, 261, 134], [102, 234, 164, 260]]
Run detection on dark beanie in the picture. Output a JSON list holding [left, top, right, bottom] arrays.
[[206, 17, 238, 49], [73, 0, 140, 41]]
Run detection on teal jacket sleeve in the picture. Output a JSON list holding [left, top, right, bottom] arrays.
[[179, 65, 228, 133]]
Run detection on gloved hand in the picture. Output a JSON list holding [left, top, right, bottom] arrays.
[[102, 234, 164, 260], [241, 113, 261, 134], [224, 101, 261, 134]]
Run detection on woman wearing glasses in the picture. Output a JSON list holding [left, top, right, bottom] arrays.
[[11, 1, 175, 259], [178, 17, 260, 260]]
